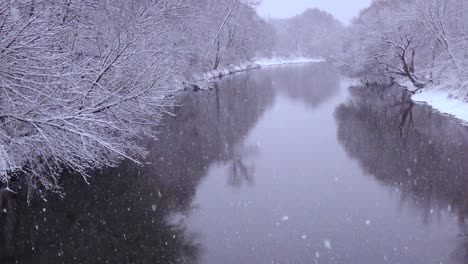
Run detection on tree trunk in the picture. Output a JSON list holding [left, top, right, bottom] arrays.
[[213, 38, 221, 70]]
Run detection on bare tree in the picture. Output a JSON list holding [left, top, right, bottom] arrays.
[[207, 0, 264, 69], [0, 0, 273, 195], [341, 0, 467, 90]]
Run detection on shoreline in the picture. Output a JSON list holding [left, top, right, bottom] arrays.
[[389, 80, 468, 127], [195, 61, 468, 129], [198, 57, 325, 82], [411, 88, 468, 126], [196, 60, 467, 127]]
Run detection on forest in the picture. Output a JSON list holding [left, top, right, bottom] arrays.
[[1, 1, 468, 263], [0, 0, 345, 195], [342, 0, 467, 92], [0, 0, 275, 194], [0, 0, 466, 196]]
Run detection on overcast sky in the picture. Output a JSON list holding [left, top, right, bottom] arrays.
[[257, 0, 373, 25]]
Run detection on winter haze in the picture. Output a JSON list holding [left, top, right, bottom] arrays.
[[1, 0, 467, 263], [258, 0, 373, 24]]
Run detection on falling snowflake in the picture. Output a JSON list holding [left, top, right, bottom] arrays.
[[324, 239, 332, 250]]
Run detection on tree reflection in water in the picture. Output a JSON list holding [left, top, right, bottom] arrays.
[[0, 70, 275, 264], [219, 62, 340, 188], [268, 63, 340, 109], [0, 186, 17, 260], [226, 144, 258, 188], [0, 62, 370, 263], [335, 85, 468, 263]]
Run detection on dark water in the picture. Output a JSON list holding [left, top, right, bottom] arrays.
[[2, 63, 468, 263]]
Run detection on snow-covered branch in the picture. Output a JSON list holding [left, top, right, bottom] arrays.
[[0, 0, 273, 195]]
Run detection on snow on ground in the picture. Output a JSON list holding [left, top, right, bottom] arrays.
[[196, 57, 325, 83], [412, 86, 468, 125], [201, 63, 260, 81], [255, 57, 325, 66]]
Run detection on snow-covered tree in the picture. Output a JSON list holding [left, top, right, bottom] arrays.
[[198, 0, 271, 70], [269, 8, 344, 58], [341, 0, 467, 90], [0, 0, 272, 194]]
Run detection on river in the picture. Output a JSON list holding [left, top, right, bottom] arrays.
[[2, 62, 468, 263]]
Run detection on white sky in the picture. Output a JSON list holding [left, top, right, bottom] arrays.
[[257, 0, 373, 25]]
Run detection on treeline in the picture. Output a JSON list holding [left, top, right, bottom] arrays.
[[269, 8, 344, 58], [341, 0, 468, 90], [0, 0, 272, 193], [0, 69, 275, 262]]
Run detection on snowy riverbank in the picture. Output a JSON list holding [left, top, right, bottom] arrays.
[[201, 63, 260, 80], [255, 57, 325, 67], [412, 85, 468, 126], [198, 57, 325, 82]]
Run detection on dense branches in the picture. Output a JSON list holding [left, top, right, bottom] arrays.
[[0, 0, 271, 194], [341, 0, 467, 90]]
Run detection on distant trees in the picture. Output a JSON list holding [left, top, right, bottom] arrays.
[[341, 0, 467, 90], [268, 8, 344, 58], [200, 0, 275, 70], [0, 0, 272, 194]]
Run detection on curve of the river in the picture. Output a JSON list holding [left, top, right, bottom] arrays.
[[3, 63, 468, 264]]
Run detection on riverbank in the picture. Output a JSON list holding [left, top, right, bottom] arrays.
[[255, 57, 325, 67], [411, 85, 468, 126], [198, 57, 325, 82]]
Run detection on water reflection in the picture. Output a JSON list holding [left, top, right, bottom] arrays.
[[1, 70, 274, 263], [335, 85, 468, 263], [0, 187, 17, 259], [225, 144, 258, 188], [5, 63, 463, 263], [187, 63, 347, 264], [268, 63, 340, 108]]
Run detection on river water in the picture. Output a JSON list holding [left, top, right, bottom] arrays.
[[3, 63, 468, 263]]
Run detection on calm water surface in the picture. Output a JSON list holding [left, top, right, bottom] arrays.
[[3, 63, 468, 263]]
